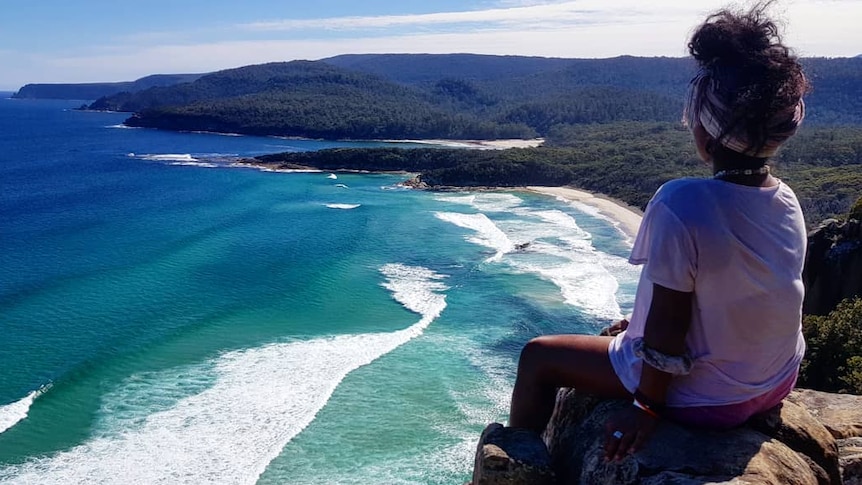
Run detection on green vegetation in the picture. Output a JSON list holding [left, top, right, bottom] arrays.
[[127, 90, 534, 140], [850, 196, 862, 221], [773, 127, 862, 222], [84, 55, 861, 140], [800, 297, 862, 394], [110, 62, 533, 139], [254, 122, 862, 225]]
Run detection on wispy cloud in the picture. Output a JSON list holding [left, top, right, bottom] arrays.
[[238, 1, 685, 33], [4, 0, 860, 88]]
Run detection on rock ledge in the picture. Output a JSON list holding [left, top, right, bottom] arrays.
[[472, 388, 862, 485]]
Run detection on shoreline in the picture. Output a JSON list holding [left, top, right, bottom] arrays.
[[237, 155, 645, 238], [525, 186, 643, 240], [379, 138, 545, 150]]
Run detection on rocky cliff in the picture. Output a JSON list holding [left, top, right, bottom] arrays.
[[804, 218, 862, 316], [472, 388, 862, 484]]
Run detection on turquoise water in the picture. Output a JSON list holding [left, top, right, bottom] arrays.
[[0, 97, 639, 484]]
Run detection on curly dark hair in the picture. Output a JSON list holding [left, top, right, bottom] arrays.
[[688, 1, 809, 160]]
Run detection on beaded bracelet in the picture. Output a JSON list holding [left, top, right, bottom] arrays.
[[633, 398, 660, 419]]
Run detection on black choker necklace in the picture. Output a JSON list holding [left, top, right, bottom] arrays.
[[713, 166, 770, 179]]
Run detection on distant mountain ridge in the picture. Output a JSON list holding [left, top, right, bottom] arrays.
[[68, 54, 862, 140], [320, 54, 862, 124], [322, 54, 694, 96], [12, 73, 205, 100], [321, 53, 581, 85]]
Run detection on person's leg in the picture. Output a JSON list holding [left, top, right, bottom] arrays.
[[509, 334, 630, 433]]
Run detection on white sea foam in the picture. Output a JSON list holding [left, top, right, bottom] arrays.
[[514, 257, 622, 318], [334, 183, 349, 188], [505, 227, 628, 319], [327, 173, 338, 180], [168, 161, 219, 168], [134, 153, 199, 162], [556, 196, 633, 245], [435, 196, 639, 319], [106, 124, 137, 129], [249, 166, 322, 173], [128, 153, 238, 168], [434, 193, 475, 205], [436, 192, 523, 213], [189, 130, 244, 137], [435, 212, 513, 262], [325, 203, 360, 210], [271, 335, 513, 485], [0, 264, 448, 485], [532, 210, 591, 239], [0, 386, 50, 435]]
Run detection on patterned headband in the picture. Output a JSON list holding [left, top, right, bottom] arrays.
[[683, 67, 805, 158]]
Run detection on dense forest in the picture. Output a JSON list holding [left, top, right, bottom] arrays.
[[120, 62, 533, 139], [251, 122, 862, 226], [82, 54, 862, 139]]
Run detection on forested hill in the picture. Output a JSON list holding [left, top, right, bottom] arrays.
[[84, 54, 862, 140], [323, 54, 693, 97], [321, 53, 583, 85], [115, 61, 534, 140], [12, 73, 204, 100], [322, 54, 862, 124]]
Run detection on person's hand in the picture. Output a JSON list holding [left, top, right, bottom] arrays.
[[601, 318, 629, 337], [603, 405, 658, 461]]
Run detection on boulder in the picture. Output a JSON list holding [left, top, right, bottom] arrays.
[[472, 423, 556, 485], [788, 389, 862, 440], [472, 389, 862, 484]]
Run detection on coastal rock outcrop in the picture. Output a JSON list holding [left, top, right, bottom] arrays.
[[472, 388, 862, 485], [804, 217, 862, 316]]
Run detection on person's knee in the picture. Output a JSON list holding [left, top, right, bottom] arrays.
[[518, 336, 556, 373]]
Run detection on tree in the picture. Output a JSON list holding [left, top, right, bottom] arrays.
[[800, 297, 862, 394]]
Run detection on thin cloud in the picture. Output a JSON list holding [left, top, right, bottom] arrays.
[[239, 1, 650, 32], [5, 0, 860, 88]]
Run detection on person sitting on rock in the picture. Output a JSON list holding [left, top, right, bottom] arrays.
[[508, 2, 809, 461]]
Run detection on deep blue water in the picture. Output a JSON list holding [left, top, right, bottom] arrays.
[[0, 97, 638, 484]]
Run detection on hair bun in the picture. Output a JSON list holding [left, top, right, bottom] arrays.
[[688, 4, 778, 67]]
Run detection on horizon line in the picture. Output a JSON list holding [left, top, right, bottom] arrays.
[[4, 51, 860, 90]]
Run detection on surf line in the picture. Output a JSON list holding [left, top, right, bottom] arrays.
[[0, 264, 448, 485], [0, 384, 51, 435]]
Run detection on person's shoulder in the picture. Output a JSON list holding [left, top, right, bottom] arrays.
[[652, 177, 712, 205]]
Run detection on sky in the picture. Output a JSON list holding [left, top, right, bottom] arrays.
[[1, 0, 860, 90]]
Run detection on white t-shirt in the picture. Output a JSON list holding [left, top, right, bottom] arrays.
[[609, 178, 807, 407]]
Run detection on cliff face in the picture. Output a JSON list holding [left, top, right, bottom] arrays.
[[804, 218, 862, 316], [472, 388, 862, 484]]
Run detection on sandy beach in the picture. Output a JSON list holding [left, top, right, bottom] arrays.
[[383, 138, 545, 150], [526, 186, 643, 240]]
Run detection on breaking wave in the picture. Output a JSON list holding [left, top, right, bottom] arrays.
[[0, 264, 448, 485]]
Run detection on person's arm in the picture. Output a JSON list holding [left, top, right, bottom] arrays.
[[637, 283, 693, 407], [604, 283, 692, 461], [604, 196, 696, 460]]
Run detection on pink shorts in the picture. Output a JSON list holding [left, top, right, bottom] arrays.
[[665, 371, 798, 429]]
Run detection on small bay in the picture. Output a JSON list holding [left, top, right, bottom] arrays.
[[0, 97, 638, 484]]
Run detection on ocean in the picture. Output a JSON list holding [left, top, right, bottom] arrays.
[[0, 95, 639, 484]]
